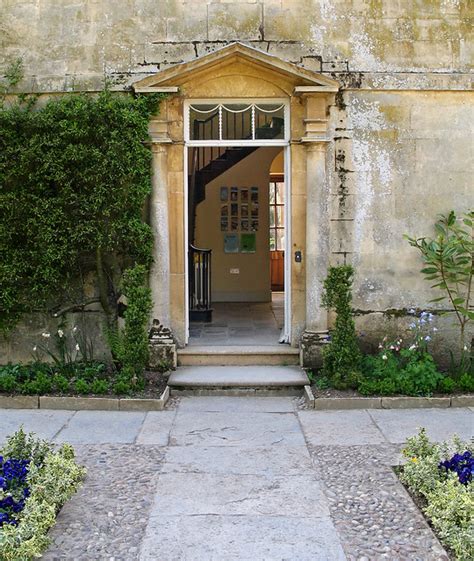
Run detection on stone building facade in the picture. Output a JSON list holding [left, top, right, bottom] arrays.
[[1, 0, 473, 365]]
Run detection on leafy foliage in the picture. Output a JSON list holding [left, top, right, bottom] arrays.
[[0, 72, 163, 332], [405, 210, 474, 372], [400, 429, 474, 560], [0, 429, 85, 560], [321, 265, 362, 389]]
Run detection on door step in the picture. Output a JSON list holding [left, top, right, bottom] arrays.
[[168, 365, 308, 396], [177, 345, 300, 366]]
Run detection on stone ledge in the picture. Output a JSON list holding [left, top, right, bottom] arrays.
[[0, 388, 170, 411], [451, 395, 474, 407], [39, 396, 119, 411], [0, 395, 39, 409], [381, 397, 451, 409], [303, 385, 315, 407], [314, 397, 382, 410]]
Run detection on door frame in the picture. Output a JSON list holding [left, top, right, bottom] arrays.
[[183, 98, 291, 344]]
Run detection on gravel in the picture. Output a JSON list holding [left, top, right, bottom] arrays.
[[43, 444, 166, 561], [308, 443, 449, 560]]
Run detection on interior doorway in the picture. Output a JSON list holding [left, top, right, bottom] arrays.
[[187, 146, 287, 346]]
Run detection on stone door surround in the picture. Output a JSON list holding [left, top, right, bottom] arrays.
[[133, 42, 339, 350]]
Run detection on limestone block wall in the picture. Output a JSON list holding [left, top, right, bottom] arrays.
[[1, 0, 473, 362]]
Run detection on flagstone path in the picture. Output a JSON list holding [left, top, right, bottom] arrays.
[[0, 400, 472, 560]]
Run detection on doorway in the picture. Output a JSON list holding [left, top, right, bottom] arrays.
[[187, 145, 287, 346]]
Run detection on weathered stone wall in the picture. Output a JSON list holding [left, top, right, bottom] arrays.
[[1, 0, 473, 364], [2, 0, 472, 93]]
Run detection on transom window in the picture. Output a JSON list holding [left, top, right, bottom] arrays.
[[186, 100, 288, 144]]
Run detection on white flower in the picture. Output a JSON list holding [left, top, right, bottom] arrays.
[[433, 327, 438, 332], [75, 344, 80, 351], [57, 329, 64, 338], [382, 354, 388, 360], [41, 332, 50, 338], [409, 344, 417, 351], [389, 345, 395, 350], [72, 326, 78, 333], [424, 336, 431, 342], [33, 346, 37, 352], [464, 345, 468, 351]]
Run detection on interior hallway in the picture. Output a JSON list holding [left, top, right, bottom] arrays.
[[189, 292, 284, 346]]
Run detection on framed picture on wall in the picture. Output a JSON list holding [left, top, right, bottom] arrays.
[[220, 217, 228, 231], [230, 187, 238, 201], [251, 202, 259, 218], [224, 234, 239, 253], [231, 219, 239, 231], [241, 219, 249, 231], [240, 233, 256, 253], [251, 187, 258, 202], [220, 204, 228, 217], [231, 203, 238, 217], [220, 187, 228, 201], [251, 219, 259, 231], [241, 204, 248, 218], [240, 188, 248, 202]]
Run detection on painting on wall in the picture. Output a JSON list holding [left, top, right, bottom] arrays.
[[240, 233, 256, 253], [224, 234, 239, 253], [219, 186, 259, 239]]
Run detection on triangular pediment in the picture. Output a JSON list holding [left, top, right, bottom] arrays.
[[133, 42, 339, 93]]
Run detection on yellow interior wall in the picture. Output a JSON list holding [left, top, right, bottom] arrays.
[[195, 147, 282, 302]]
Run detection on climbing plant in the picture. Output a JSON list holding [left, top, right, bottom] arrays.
[[0, 61, 163, 335], [322, 265, 362, 389]]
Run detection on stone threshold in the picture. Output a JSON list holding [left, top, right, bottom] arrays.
[[303, 386, 473, 410], [0, 386, 170, 411]]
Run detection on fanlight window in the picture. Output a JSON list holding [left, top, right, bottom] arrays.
[[188, 102, 286, 142]]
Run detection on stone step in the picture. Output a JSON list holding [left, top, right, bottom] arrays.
[[177, 345, 300, 366], [168, 365, 308, 395]]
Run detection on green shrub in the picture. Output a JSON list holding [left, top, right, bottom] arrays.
[[53, 374, 70, 393], [457, 372, 474, 392], [74, 378, 90, 395], [321, 265, 362, 389], [0, 371, 17, 393], [91, 379, 109, 395], [112, 378, 131, 395], [20, 372, 53, 395], [437, 376, 456, 394]]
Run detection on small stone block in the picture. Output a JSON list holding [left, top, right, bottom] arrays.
[[39, 396, 119, 411], [314, 397, 382, 410], [450, 395, 474, 407], [381, 397, 451, 409], [119, 389, 169, 411], [0, 395, 39, 409], [303, 385, 315, 408]]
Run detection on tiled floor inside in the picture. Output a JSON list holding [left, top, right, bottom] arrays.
[[189, 291, 284, 346]]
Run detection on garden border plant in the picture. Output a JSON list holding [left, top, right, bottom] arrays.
[[0, 428, 85, 560], [398, 428, 473, 560]]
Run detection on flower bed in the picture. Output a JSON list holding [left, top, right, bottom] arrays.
[[0, 428, 85, 560], [398, 428, 473, 560]]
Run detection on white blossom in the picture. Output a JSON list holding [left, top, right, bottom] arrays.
[[57, 329, 64, 338], [75, 343, 80, 351], [33, 346, 37, 352], [72, 326, 78, 333], [409, 344, 417, 351], [41, 332, 50, 338], [382, 354, 388, 360]]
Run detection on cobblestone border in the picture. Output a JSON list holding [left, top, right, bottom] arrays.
[[303, 385, 473, 410], [0, 386, 170, 411]]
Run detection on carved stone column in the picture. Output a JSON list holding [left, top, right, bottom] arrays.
[[149, 142, 171, 330], [298, 92, 334, 367]]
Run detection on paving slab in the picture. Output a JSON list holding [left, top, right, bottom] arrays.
[[161, 444, 313, 476], [298, 409, 386, 446], [139, 515, 347, 561], [177, 395, 295, 412], [0, 409, 74, 443], [169, 365, 307, 387], [170, 410, 306, 447], [369, 407, 474, 443], [136, 410, 178, 445], [54, 410, 146, 444], [149, 472, 329, 517]]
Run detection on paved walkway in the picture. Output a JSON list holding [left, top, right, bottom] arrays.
[[0, 400, 472, 560]]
